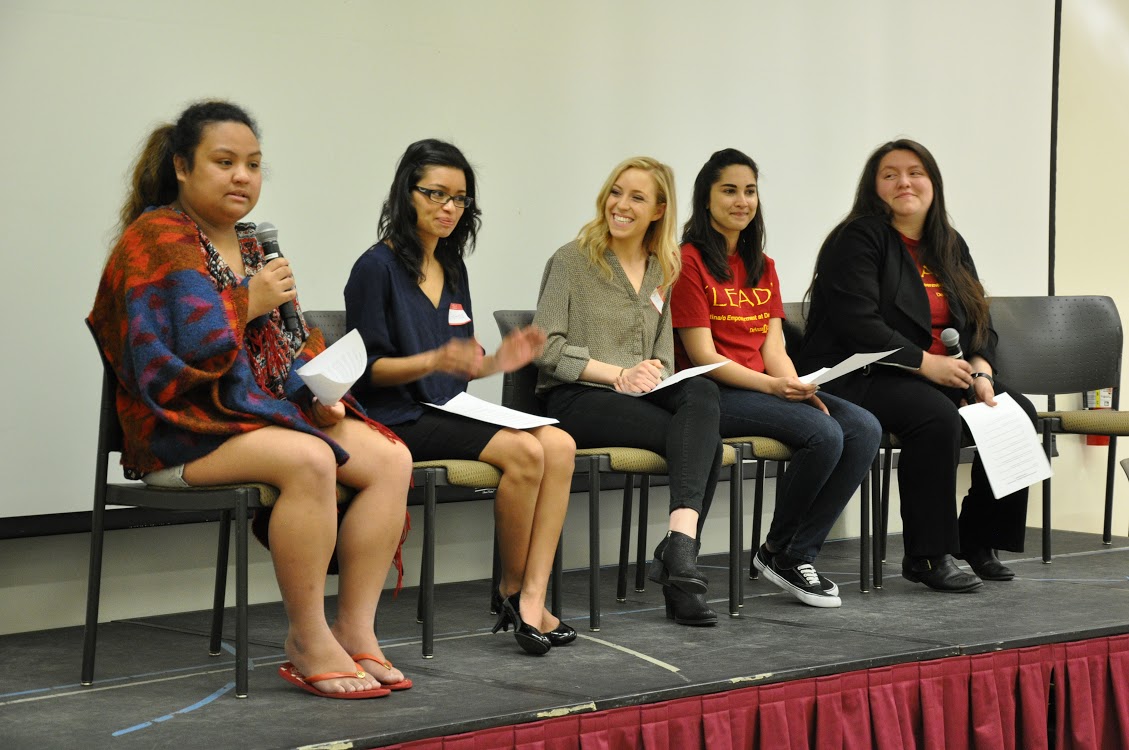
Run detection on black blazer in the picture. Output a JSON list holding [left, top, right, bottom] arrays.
[[797, 215, 997, 403]]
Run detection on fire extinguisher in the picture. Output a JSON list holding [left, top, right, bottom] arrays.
[[1083, 388, 1113, 446]]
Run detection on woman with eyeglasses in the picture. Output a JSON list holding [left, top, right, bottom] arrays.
[[533, 156, 723, 626], [346, 139, 575, 655]]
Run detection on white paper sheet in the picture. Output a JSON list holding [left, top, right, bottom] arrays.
[[296, 328, 367, 404], [426, 392, 559, 429], [623, 361, 727, 397], [799, 349, 901, 386], [959, 393, 1053, 499]]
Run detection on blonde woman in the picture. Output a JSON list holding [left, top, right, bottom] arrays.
[[534, 157, 723, 626]]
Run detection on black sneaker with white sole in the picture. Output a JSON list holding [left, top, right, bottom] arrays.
[[753, 544, 839, 597], [762, 555, 842, 608]]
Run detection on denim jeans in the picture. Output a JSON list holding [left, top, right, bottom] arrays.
[[546, 378, 722, 522], [718, 387, 881, 562]]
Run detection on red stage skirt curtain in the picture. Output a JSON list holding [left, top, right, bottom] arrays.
[[386, 635, 1129, 750]]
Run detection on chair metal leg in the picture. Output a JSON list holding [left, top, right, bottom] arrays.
[[616, 475, 633, 602], [749, 460, 766, 580], [551, 539, 563, 617], [634, 478, 650, 592], [209, 509, 232, 657], [81, 493, 107, 686], [1042, 424, 1053, 563], [729, 451, 743, 616], [587, 457, 601, 631], [860, 457, 874, 593], [1103, 436, 1117, 545], [873, 456, 884, 588], [234, 494, 249, 698], [859, 467, 871, 593], [879, 447, 892, 563], [422, 470, 437, 657], [489, 532, 501, 613]]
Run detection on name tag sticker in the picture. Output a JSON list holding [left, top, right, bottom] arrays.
[[649, 288, 665, 313], [448, 303, 471, 326]]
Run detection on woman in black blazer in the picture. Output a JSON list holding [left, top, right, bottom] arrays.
[[798, 139, 1037, 593]]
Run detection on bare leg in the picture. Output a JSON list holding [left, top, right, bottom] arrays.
[[321, 418, 412, 685], [479, 426, 574, 629], [669, 508, 700, 538], [183, 427, 379, 695]]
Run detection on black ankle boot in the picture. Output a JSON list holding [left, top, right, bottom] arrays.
[[491, 592, 551, 655], [663, 586, 718, 626], [648, 531, 707, 594]]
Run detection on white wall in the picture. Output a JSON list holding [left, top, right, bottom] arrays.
[[0, 0, 1094, 636]]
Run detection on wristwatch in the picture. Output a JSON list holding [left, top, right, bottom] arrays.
[[970, 372, 995, 385]]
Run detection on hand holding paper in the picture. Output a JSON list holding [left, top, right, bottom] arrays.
[[958, 393, 1052, 499], [621, 361, 727, 397], [296, 328, 367, 405]]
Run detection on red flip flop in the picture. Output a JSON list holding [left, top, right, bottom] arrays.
[[352, 653, 413, 691], [278, 662, 391, 699]]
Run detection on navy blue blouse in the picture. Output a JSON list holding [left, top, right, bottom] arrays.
[[344, 242, 476, 425]]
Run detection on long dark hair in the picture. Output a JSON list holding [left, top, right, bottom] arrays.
[[811, 138, 989, 348], [681, 148, 766, 285], [117, 100, 259, 236], [378, 139, 482, 291]]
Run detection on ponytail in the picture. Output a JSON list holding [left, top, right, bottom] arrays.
[[117, 124, 177, 235]]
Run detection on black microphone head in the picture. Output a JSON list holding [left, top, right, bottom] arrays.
[[940, 328, 960, 348], [256, 222, 278, 245]]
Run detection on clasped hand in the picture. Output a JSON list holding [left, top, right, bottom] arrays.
[[247, 257, 297, 320], [615, 359, 663, 394]]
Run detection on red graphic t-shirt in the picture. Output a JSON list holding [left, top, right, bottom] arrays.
[[901, 234, 952, 355], [671, 243, 785, 373]]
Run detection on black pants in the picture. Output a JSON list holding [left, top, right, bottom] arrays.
[[546, 378, 722, 525], [854, 369, 1036, 558]]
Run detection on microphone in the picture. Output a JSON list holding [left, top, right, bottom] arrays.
[[940, 327, 963, 359], [940, 327, 976, 402], [255, 222, 301, 334]]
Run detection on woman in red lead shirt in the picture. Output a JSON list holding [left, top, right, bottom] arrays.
[[797, 139, 1038, 593], [672, 148, 881, 607]]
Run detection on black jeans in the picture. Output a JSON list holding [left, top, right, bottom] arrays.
[[853, 369, 1036, 557], [546, 378, 722, 524]]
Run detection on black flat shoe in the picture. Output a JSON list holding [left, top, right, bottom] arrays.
[[901, 554, 983, 593], [663, 586, 717, 626], [545, 621, 577, 647], [492, 593, 551, 655], [957, 548, 1015, 581]]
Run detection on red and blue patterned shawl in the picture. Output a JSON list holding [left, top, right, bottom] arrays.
[[89, 207, 362, 477]]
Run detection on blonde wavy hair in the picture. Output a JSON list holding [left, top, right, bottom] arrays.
[[576, 156, 681, 290]]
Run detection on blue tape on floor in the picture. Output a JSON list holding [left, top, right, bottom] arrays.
[[112, 682, 235, 736]]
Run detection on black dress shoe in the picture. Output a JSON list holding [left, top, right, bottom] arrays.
[[663, 586, 718, 626], [901, 554, 983, 593], [491, 593, 551, 655], [957, 548, 1015, 581], [546, 621, 577, 647]]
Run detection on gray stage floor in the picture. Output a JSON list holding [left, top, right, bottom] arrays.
[[2, 528, 1127, 749]]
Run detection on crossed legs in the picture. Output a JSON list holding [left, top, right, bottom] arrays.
[[480, 425, 575, 632]]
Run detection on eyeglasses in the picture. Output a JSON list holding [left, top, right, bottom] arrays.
[[414, 186, 474, 209]]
